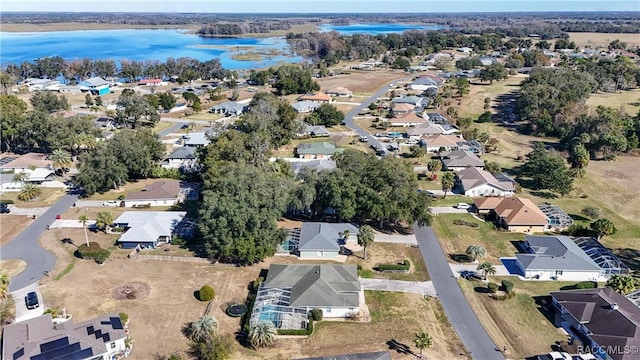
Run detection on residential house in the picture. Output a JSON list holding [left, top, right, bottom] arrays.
[[297, 222, 359, 259], [2, 313, 128, 360], [0, 153, 56, 186], [479, 56, 498, 66], [299, 123, 330, 137], [474, 197, 548, 233], [162, 147, 198, 171], [391, 95, 427, 108], [550, 288, 640, 360], [209, 101, 247, 117], [325, 87, 352, 97], [22, 78, 60, 92], [79, 77, 110, 96], [123, 179, 184, 208], [92, 116, 116, 130], [423, 134, 462, 152], [406, 123, 447, 140], [58, 85, 84, 94], [440, 150, 484, 171], [292, 100, 320, 114], [409, 76, 439, 91], [298, 93, 331, 103], [0, 173, 22, 192], [295, 142, 344, 160], [455, 167, 515, 197], [457, 46, 473, 53], [389, 112, 429, 127], [138, 78, 168, 86], [391, 103, 416, 115], [183, 129, 215, 147], [0, 153, 51, 172], [289, 159, 337, 176], [113, 211, 187, 248], [295, 351, 392, 360], [250, 264, 362, 330], [515, 235, 603, 281]]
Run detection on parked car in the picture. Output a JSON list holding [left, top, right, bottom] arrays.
[[455, 203, 470, 210], [25, 291, 39, 310], [103, 200, 120, 207], [0, 203, 10, 214]]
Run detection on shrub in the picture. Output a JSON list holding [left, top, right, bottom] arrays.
[[44, 308, 58, 318], [252, 277, 264, 292], [453, 219, 480, 228], [209, 94, 226, 101], [487, 282, 499, 293], [0, 199, 14, 204], [377, 260, 410, 272], [119, 312, 129, 325], [199, 284, 215, 302], [501, 280, 514, 293], [77, 242, 111, 264], [493, 291, 516, 300], [310, 308, 323, 321], [575, 281, 597, 289], [581, 206, 602, 219]]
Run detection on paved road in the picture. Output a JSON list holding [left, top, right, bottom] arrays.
[[414, 224, 504, 360], [360, 278, 436, 297], [1, 193, 79, 291], [342, 76, 412, 155], [159, 122, 187, 137], [430, 206, 469, 214]]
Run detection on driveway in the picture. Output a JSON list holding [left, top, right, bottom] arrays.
[[373, 231, 417, 245], [75, 200, 117, 207], [342, 76, 412, 155], [449, 263, 512, 278], [414, 224, 504, 360], [6, 205, 50, 216], [430, 206, 469, 214], [11, 282, 44, 322], [360, 278, 436, 297], [1, 193, 78, 291]]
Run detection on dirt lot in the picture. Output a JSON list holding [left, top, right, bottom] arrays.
[[0, 259, 27, 279], [568, 32, 640, 49], [0, 215, 33, 245], [316, 69, 408, 95]]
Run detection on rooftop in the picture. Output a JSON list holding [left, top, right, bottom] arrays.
[[296, 142, 344, 156], [457, 167, 515, 192], [292, 101, 320, 112], [125, 179, 182, 201], [390, 112, 429, 124], [114, 211, 187, 244], [423, 134, 461, 148], [517, 235, 601, 272], [476, 197, 548, 226], [299, 93, 331, 102], [440, 149, 484, 168], [165, 147, 197, 160], [298, 222, 359, 252], [0, 153, 51, 170]]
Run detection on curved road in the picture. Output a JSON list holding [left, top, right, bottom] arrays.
[[414, 224, 504, 360], [1, 193, 78, 291], [342, 76, 412, 154]]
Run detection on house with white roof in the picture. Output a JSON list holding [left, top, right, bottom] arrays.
[[455, 167, 515, 197], [292, 101, 320, 114], [295, 222, 359, 259], [209, 101, 246, 117], [79, 77, 110, 96], [162, 147, 198, 171], [113, 211, 187, 249]]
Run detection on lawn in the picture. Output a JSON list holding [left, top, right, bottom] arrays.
[[432, 213, 524, 263], [182, 112, 223, 122], [459, 277, 579, 359], [457, 75, 527, 119], [0, 215, 32, 245], [346, 243, 430, 281], [0, 188, 66, 207], [568, 32, 640, 49], [586, 90, 640, 115]]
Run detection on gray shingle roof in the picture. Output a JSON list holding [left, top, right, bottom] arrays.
[[298, 222, 359, 251], [290, 160, 337, 175], [165, 147, 197, 160], [456, 167, 515, 192], [296, 142, 344, 156], [516, 235, 601, 272], [114, 211, 186, 244], [210, 101, 246, 114], [263, 264, 361, 308], [440, 150, 484, 168], [292, 101, 320, 113]]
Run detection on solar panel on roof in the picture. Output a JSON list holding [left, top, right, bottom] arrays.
[[86, 325, 94, 335], [102, 333, 111, 342], [110, 316, 124, 329], [33, 342, 81, 360], [39, 337, 69, 353], [94, 329, 102, 339]]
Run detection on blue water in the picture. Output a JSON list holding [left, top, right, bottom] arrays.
[[319, 23, 445, 34], [0, 29, 302, 70]]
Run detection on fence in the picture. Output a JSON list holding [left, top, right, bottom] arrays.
[[128, 252, 212, 263]]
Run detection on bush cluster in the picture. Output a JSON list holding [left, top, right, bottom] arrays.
[[501, 280, 514, 293], [77, 242, 110, 264], [310, 308, 323, 321], [209, 94, 226, 101], [453, 219, 480, 228], [377, 260, 410, 272], [575, 281, 597, 289], [198, 285, 215, 302], [493, 291, 517, 301], [487, 282, 499, 293]]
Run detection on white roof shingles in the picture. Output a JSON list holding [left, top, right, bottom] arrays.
[[457, 167, 515, 192], [114, 211, 186, 244], [517, 235, 601, 272]]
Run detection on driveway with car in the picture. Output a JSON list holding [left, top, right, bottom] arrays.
[[11, 282, 44, 322]]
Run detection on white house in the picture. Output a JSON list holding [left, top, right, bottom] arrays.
[[389, 112, 429, 127], [209, 101, 246, 117], [297, 222, 359, 259], [456, 167, 515, 197], [123, 179, 184, 208], [162, 147, 198, 171], [2, 313, 128, 360], [113, 211, 187, 249], [139, 78, 168, 86], [423, 134, 462, 152], [515, 235, 606, 281], [22, 78, 60, 92], [292, 100, 320, 114], [250, 264, 362, 331]]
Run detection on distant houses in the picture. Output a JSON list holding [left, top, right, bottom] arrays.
[[298, 93, 331, 103], [325, 87, 352, 97], [138, 78, 168, 86], [295, 142, 344, 160]]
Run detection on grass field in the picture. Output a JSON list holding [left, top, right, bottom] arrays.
[[0, 188, 66, 207], [586, 90, 640, 115], [346, 243, 430, 281], [568, 32, 640, 49], [316, 69, 408, 94], [0, 215, 33, 245], [457, 75, 527, 119], [459, 278, 570, 359]]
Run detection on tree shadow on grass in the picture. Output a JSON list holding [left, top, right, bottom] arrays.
[[529, 190, 558, 199], [474, 286, 490, 293], [615, 248, 640, 272], [449, 253, 472, 263], [569, 214, 590, 222]]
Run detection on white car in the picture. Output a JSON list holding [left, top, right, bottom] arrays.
[[455, 203, 470, 210], [103, 200, 120, 207]]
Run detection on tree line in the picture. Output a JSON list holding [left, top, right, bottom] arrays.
[[196, 21, 293, 36]]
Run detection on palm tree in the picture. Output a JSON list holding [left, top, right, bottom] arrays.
[[50, 149, 72, 176], [95, 212, 114, 233], [357, 225, 375, 260], [188, 314, 218, 342], [79, 215, 89, 247], [249, 321, 277, 348], [18, 183, 43, 201], [440, 171, 455, 199], [477, 261, 496, 279], [415, 331, 433, 357], [0, 272, 9, 301], [341, 229, 350, 241], [465, 245, 487, 262]]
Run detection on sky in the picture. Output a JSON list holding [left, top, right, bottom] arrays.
[[1, 0, 639, 13]]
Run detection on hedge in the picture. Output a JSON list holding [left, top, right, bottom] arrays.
[[199, 284, 215, 302], [277, 318, 314, 336], [453, 219, 480, 228], [377, 260, 410, 272], [501, 280, 514, 293], [77, 242, 110, 264], [241, 275, 262, 332], [575, 281, 597, 289]]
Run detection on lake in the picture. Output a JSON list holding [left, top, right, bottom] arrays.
[[0, 23, 444, 70]]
